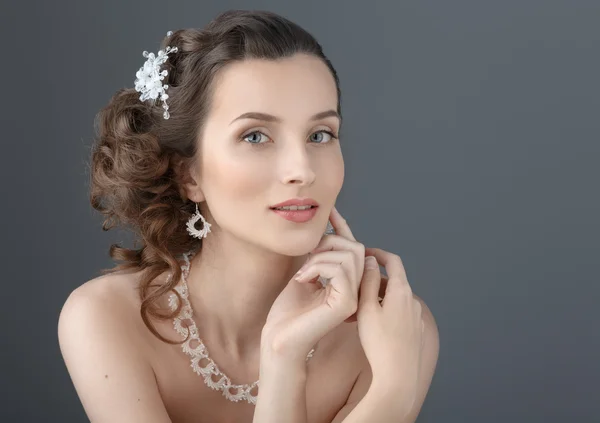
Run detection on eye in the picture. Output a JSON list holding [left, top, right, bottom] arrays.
[[242, 131, 271, 146], [309, 130, 337, 144], [241, 130, 338, 147]]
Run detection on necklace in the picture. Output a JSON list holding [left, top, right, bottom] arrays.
[[167, 250, 316, 405]]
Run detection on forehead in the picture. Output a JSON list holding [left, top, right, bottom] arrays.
[[208, 53, 338, 123]]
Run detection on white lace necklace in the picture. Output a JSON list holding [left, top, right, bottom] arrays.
[[167, 250, 315, 405]]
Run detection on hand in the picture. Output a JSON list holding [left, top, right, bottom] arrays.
[[356, 247, 425, 400], [261, 206, 365, 363]]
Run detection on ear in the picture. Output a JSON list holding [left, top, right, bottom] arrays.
[[174, 157, 205, 203]]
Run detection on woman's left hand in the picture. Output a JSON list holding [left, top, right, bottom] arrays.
[[354, 246, 425, 402]]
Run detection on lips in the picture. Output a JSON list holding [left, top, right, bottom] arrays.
[[270, 205, 319, 222], [270, 197, 319, 209]]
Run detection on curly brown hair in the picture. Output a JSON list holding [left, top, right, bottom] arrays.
[[89, 9, 343, 345]]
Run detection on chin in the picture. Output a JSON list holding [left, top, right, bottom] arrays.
[[271, 243, 313, 257], [268, 233, 321, 257]]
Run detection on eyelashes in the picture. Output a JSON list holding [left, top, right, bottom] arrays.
[[240, 129, 339, 148]]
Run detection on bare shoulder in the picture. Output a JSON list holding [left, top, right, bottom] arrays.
[[59, 270, 149, 341], [70, 267, 147, 304], [57, 270, 173, 423]]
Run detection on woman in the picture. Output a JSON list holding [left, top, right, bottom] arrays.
[[58, 9, 439, 423]]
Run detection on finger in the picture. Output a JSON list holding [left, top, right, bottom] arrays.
[[294, 262, 356, 305], [364, 247, 410, 296], [358, 274, 387, 304], [296, 250, 357, 289], [309, 236, 365, 282], [358, 256, 382, 309], [312, 233, 364, 256], [361, 276, 387, 306], [346, 274, 386, 323], [327, 206, 356, 241]]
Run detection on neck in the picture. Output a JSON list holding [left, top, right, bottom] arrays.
[[182, 231, 309, 361]]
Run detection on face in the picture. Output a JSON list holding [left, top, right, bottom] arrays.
[[188, 53, 344, 256]]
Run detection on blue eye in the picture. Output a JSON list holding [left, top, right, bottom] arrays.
[[241, 130, 338, 147], [243, 131, 270, 145], [309, 131, 335, 144]]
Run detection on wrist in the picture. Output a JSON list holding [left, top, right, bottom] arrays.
[[260, 333, 313, 369], [259, 347, 309, 380]]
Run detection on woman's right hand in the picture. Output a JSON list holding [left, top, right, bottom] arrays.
[[260, 207, 366, 364]]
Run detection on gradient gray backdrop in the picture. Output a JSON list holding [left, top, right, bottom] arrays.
[[1, 0, 598, 422]]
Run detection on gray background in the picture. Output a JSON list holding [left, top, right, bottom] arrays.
[[1, 0, 598, 422]]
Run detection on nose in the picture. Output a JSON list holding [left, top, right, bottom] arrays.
[[279, 144, 316, 186]]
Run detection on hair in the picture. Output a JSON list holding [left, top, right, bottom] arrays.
[[89, 9, 343, 344]]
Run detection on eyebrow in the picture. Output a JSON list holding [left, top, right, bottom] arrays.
[[230, 109, 341, 125]]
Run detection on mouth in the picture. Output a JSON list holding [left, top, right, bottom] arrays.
[[269, 205, 319, 222], [269, 205, 318, 211]]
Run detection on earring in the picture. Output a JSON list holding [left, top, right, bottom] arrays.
[[186, 202, 212, 239], [324, 220, 335, 235]]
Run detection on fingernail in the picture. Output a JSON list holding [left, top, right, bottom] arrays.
[[365, 256, 378, 269]]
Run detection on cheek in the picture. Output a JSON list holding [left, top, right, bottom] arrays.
[[205, 154, 269, 203], [319, 150, 345, 194]]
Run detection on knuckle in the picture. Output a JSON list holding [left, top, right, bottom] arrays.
[[334, 262, 348, 278], [391, 253, 404, 266], [345, 298, 358, 314], [413, 298, 422, 311], [356, 242, 366, 254]]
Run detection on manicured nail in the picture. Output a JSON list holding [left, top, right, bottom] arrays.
[[365, 256, 378, 269]]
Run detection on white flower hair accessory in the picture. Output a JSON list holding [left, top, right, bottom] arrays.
[[134, 30, 178, 119]]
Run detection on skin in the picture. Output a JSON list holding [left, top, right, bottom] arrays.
[[179, 53, 345, 361], [57, 53, 439, 423]]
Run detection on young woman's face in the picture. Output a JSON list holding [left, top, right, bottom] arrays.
[[194, 53, 344, 255]]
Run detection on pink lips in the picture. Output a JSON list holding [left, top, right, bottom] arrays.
[[270, 197, 319, 208], [270, 206, 319, 222]]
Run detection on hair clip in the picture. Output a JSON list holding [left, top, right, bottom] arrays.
[[134, 31, 178, 119]]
